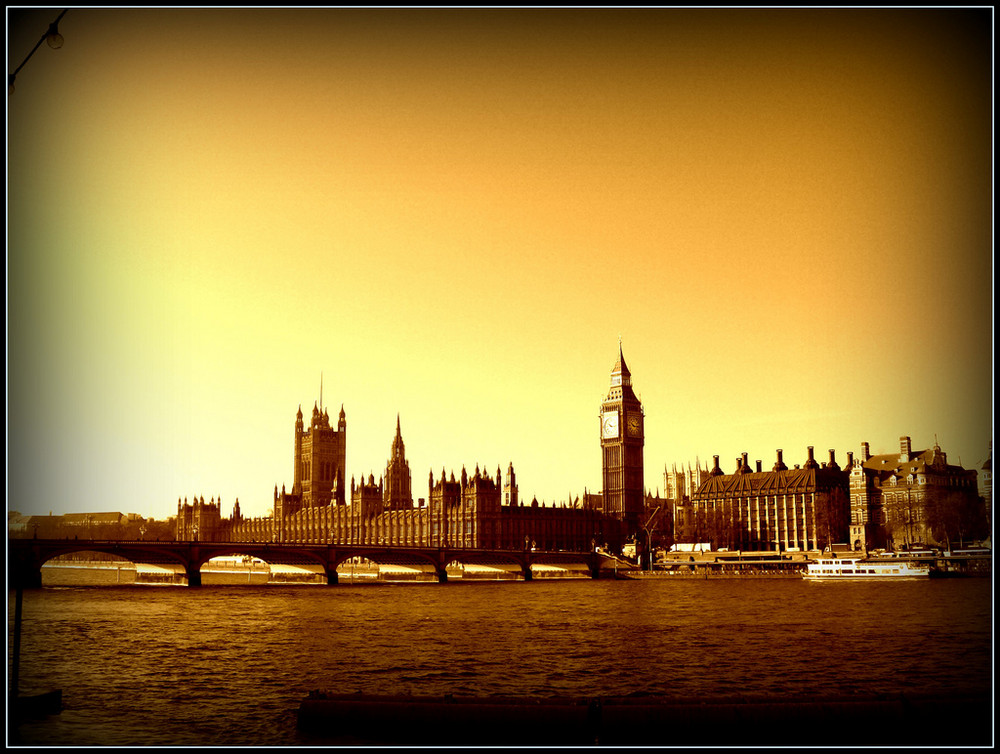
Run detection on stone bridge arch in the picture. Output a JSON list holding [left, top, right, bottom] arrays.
[[8, 540, 191, 588], [9, 540, 615, 588], [441, 550, 534, 580]]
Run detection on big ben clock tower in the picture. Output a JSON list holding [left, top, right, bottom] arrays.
[[601, 345, 645, 535]]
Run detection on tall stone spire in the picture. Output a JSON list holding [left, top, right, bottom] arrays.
[[385, 414, 412, 510], [611, 342, 631, 385], [391, 413, 405, 458]]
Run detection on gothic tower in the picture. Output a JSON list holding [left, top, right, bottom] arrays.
[[600, 345, 645, 535], [293, 401, 347, 508], [384, 415, 413, 510], [504, 462, 518, 507]]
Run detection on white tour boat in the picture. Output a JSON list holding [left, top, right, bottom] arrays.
[[803, 557, 930, 580]]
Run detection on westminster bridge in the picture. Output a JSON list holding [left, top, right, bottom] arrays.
[[7, 538, 635, 589]]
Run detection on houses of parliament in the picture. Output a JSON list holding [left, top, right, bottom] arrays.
[[175, 348, 642, 551]]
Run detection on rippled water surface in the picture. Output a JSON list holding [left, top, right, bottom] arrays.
[[8, 576, 992, 746]]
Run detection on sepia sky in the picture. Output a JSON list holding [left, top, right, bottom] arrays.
[[7, 8, 993, 521]]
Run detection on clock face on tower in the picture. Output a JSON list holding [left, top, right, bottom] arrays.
[[602, 411, 619, 439], [627, 415, 642, 437]]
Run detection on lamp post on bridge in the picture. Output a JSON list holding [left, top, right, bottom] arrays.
[[640, 506, 661, 571]]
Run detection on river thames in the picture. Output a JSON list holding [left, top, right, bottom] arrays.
[[8, 572, 992, 746]]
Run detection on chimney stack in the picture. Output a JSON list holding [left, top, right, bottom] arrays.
[[900, 436, 912, 461], [828, 449, 840, 471], [805, 446, 819, 469], [710, 455, 723, 476], [774, 449, 788, 472]]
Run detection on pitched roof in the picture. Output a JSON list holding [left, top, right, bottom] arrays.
[[692, 467, 847, 498], [606, 345, 640, 403], [862, 447, 972, 480], [611, 345, 631, 378]]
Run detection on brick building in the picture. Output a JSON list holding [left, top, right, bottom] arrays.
[[849, 436, 984, 550]]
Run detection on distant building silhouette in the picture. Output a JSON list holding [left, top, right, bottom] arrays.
[[980, 441, 991, 519], [665, 459, 712, 505], [9, 511, 169, 540], [664, 460, 712, 543]]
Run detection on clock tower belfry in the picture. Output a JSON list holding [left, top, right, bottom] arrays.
[[600, 345, 645, 535]]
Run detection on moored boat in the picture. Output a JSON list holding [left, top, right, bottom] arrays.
[[803, 557, 930, 580]]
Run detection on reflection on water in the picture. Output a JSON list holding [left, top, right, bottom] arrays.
[[36, 560, 548, 587], [8, 573, 992, 746]]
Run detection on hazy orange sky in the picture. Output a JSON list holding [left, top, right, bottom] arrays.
[[7, 8, 993, 521]]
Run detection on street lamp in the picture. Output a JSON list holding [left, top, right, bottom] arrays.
[[8, 9, 68, 94], [640, 506, 661, 571], [45, 20, 64, 49]]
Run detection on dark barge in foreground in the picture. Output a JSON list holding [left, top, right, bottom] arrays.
[[298, 690, 992, 746]]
